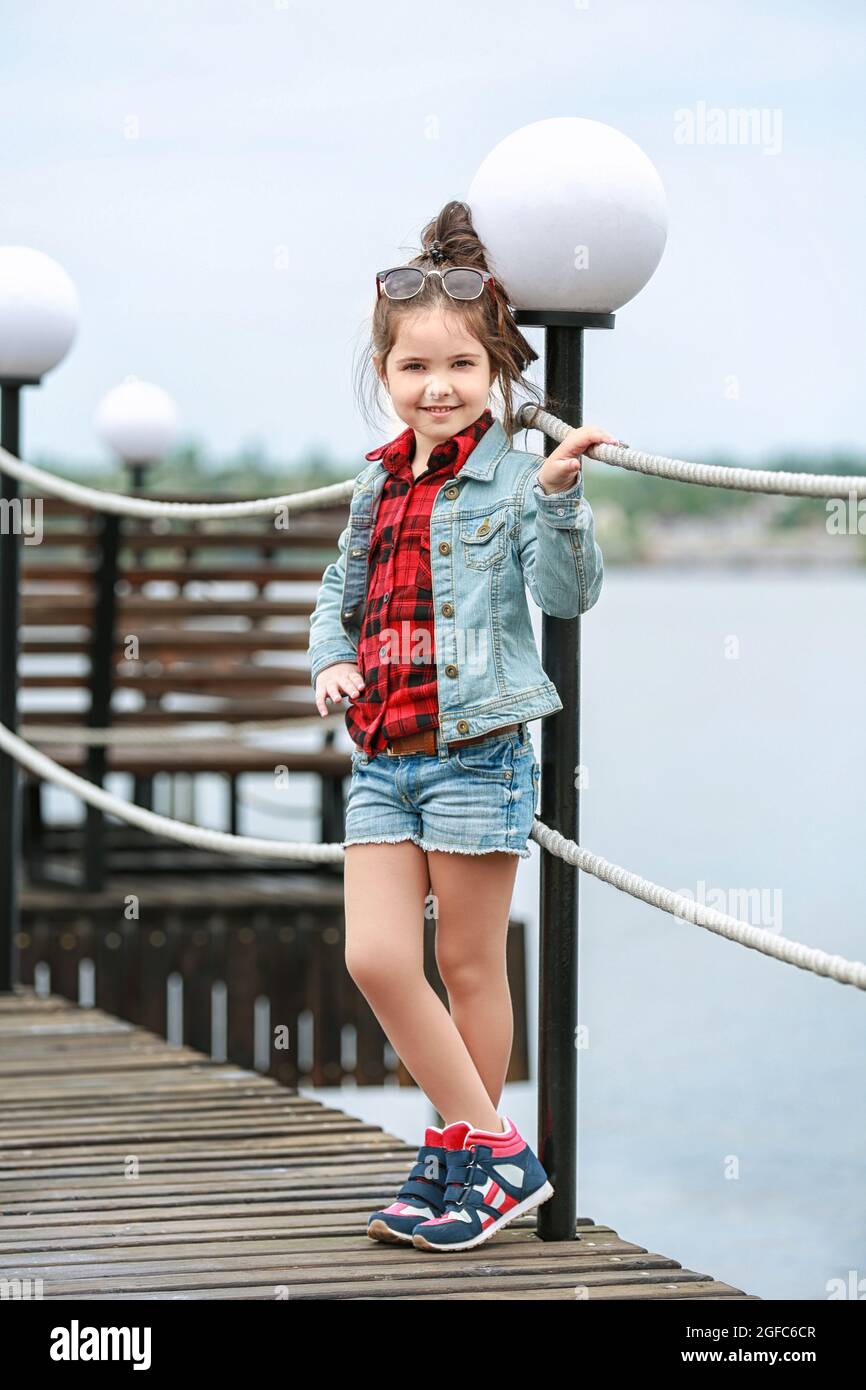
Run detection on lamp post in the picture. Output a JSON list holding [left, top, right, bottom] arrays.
[[88, 380, 180, 884], [0, 246, 78, 990], [469, 117, 667, 1240]]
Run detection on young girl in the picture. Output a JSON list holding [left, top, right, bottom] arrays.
[[308, 200, 616, 1253]]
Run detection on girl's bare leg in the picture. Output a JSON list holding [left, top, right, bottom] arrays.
[[343, 841, 504, 1130], [426, 849, 519, 1120]]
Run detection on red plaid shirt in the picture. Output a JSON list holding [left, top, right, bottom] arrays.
[[344, 407, 496, 754]]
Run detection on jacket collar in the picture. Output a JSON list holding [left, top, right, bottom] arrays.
[[453, 415, 513, 481]]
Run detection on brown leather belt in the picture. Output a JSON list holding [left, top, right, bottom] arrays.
[[381, 722, 523, 757]]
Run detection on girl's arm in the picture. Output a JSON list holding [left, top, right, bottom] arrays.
[[308, 518, 361, 689], [517, 462, 604, 619]]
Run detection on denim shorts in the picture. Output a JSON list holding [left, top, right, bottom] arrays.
[[342, 723, 541, 859]]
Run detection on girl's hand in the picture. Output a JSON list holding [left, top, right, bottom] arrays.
[[314, 662, 365, 717], [536, 424, 621, 495]]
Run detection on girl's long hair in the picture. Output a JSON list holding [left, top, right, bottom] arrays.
[[355, 199, 555, 443]]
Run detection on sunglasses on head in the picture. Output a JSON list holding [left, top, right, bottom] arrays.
[[376, 265, 495, 304]]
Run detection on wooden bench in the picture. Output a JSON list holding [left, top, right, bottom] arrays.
[[18, 489, 354, 889]]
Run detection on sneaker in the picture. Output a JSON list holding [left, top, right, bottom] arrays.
[[411, 1114, 554, 1252], [367, 1124, 467, 1244]]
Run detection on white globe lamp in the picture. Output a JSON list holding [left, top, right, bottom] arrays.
[[94, 379, 180, 487], [0, 246, 79, 382], [468, 116, 667, 316], [95, 379, 180, 462]]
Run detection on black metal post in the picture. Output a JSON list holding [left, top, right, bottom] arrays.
[[84, 512, 120, 891], [513, 309, 614, 1242], [0, 378, 40, 990], [127, 458, 151, 492], [124, 457, 154, 816]]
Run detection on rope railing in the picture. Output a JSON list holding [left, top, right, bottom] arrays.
[[0, 444, 354, 518], [1, 717, 863, 992], [529, 819, 865, 989], [515, 404, 866, 498], [0, 719, 337, 863]]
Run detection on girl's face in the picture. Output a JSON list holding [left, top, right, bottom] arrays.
[[375, 306, 496, 442]]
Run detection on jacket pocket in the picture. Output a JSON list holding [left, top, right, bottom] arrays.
[[460, 512, 508, 571]]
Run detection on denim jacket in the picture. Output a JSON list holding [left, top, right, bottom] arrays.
[[307, 415, 604, 741]]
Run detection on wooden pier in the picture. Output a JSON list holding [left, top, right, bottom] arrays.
[[0, 989, 759, 1300]]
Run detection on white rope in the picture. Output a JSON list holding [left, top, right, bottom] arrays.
[[516, 404, 866, 498], [529, 819, 866, 990], [19, 714, 344, 745], [2, 412, 865, 517], [2, 718, 863, 991], [0, 719, 339, 862], [0, 443, 354, 518]]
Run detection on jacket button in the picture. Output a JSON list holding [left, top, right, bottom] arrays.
[[444, 663, 458, 678], [556, 507, 565, 516], [441, 602, 454, 617], [456, 719, 470, 733], [444, 486, 459, 500], [438, 541, 451, 555]]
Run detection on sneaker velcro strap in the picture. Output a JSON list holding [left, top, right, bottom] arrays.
[[409, 1154, 445, 1185], [396, 1176, 445, 1205]]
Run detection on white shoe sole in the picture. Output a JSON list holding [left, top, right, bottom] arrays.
[[367, 1217, 424, 1244], [411, 1180, 555, 1252]]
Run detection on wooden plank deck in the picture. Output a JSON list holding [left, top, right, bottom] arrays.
[[0, 988, 759, 1301]]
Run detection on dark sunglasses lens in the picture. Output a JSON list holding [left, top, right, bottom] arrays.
[[382, 268, 424, 299], [442, 268, 484, 299]]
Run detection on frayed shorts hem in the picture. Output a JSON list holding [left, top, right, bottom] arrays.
[[341, 833, 531, 860]]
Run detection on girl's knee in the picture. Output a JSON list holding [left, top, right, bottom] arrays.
[[344, 944, 378, 991], [344, 943, 421, 997], [436, 950, 506, 997]]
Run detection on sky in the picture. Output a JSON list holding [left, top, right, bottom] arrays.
[[2, 0, 865, 471]]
